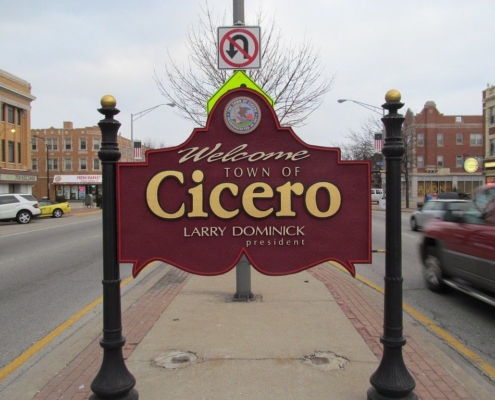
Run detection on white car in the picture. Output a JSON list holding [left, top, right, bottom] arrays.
[[0, 193, 41, 224], [410, 199, 470, 231], [371, 188, 383, 204]]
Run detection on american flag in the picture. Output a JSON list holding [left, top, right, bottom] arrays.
[[134, 141, 142, 160], [374, 133, 383, 151]]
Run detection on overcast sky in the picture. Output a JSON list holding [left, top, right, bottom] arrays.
[[2, 0, 494, 148]]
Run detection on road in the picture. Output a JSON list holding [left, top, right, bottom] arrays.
[[1, 210, 494, 388], [0, 214, 135, 371], [355, 210, 495, 380]]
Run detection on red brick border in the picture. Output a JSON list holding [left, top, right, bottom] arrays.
[[308, 264, 473, 400], [32, 268, 190, 399]]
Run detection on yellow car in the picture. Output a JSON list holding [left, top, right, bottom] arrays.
[[38, 200, 71, 218]]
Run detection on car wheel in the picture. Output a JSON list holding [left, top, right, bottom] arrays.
[[52, 209, 63, 218], [17, 210, 32, 224], [410, 217, 418, 231], [424, 246, 445, 292]]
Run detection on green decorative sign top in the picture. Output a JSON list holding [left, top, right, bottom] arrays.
[[207, 70, 274, 115]]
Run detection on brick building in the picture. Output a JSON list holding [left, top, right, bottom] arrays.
[[482, 85, 495, 183], [0, 69, 37, 194], [404, 101, 484, 202], [31, 122, 136, 201]]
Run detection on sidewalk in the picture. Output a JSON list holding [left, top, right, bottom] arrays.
[[2, 260, 493, 399]]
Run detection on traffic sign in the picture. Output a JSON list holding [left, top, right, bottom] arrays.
[[218, 26, 261, 70]]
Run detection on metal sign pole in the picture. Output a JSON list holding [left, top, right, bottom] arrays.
[[231, 0, 254, 302]]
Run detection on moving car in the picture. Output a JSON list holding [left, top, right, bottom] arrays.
[[419, 184, 495, 306], [410, 199, 469, 231], [371, 188, 383, 204], [38, 199, 71, 218], [0, 193, 41, 224]]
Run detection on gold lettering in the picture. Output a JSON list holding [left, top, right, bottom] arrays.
[[146, 171, 185, 219], [305, 182, 341, 218], [275, 181, 304, 217], [188, 170, 208, 218], [242, 182, 274, 219], [210, 183, 240, 219]]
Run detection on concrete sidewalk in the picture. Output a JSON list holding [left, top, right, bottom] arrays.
[[2, 260, 494, 399]]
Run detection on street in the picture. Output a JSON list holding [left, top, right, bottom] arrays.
[[356, 210, 495, 377], [0, 210, 494, 389], [0, 214, 133, 372]]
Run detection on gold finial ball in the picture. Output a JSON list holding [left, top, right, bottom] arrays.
[[100, 94, 117, 108], [385, 89, 401, 102]]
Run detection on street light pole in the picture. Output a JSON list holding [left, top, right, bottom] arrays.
[[33, 135, 50, 199], [130, 103, 175, 161]]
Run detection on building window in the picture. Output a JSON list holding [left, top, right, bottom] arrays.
[[417, 134, 424, 147], [64, 158, 72, 171], [93, 158, 100, 170], [437, 133, 443, 147], [456, 133, 463, 144], [93, 138, 101, 150], [80, 138, 87, 150], [32, 138, 38, 151], [49, 158, 58, 171], [490, 107, 495, 125], [456, 156, 463, 167], [7, 105, 15, 124], [417, 155, 424, 168], [8, 141, 14, 163], [46, 138, 58, 150], [17, 142, 21, 163], [65, 137, 72, 150], [470, 133, 482, 146], [17, 109, 22, 125], [32, 158, 38, 171], [1, 139, 4, 162], [491, 139, 495, 157], [455, 116, 462, 123], [437, 155, 444, 168], [80, 158, 87, 170]]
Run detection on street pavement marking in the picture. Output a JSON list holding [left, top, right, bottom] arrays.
[[329, 261, 495, 382], [0, 275, 134, 383]]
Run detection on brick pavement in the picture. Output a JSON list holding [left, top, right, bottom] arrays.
[[30, 262, 478, 399]]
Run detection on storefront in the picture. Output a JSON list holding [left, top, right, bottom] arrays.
[[52, 175, 102, 200], [0, 171, 38, 194]]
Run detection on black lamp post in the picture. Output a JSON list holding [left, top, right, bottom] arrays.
[[90, 95, 138, 400], [367, 90, 417, 400], [33, 135, 50, 199]]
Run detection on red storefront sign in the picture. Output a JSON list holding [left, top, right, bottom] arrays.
[[117, 89, 371, 277]]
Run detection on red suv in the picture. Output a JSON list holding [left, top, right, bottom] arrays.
[[419, 185, 495, 306]]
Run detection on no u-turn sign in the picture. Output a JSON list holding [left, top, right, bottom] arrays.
[[218, 26, 261, 70]]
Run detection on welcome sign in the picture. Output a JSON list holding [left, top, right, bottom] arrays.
[[117, 88, 371, 277]]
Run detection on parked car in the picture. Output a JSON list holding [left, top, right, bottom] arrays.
[[38, 199, 71, 218], [419, 184, 495, 305], [410, 199, 470, 231], [0, 193, 41, 224], [371, 188, 383, 204]]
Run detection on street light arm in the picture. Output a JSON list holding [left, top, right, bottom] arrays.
[[131, 103, 176, 122], [337, 99, 383, 115]]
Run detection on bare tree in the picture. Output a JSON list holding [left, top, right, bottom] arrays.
[[334, 117, 383, 161], [154, 1, 333, 127]]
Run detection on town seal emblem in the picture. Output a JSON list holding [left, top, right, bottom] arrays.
[[224, 96, 261, 134]]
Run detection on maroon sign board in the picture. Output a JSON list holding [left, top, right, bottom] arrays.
[[117, 89, 371, 278]]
